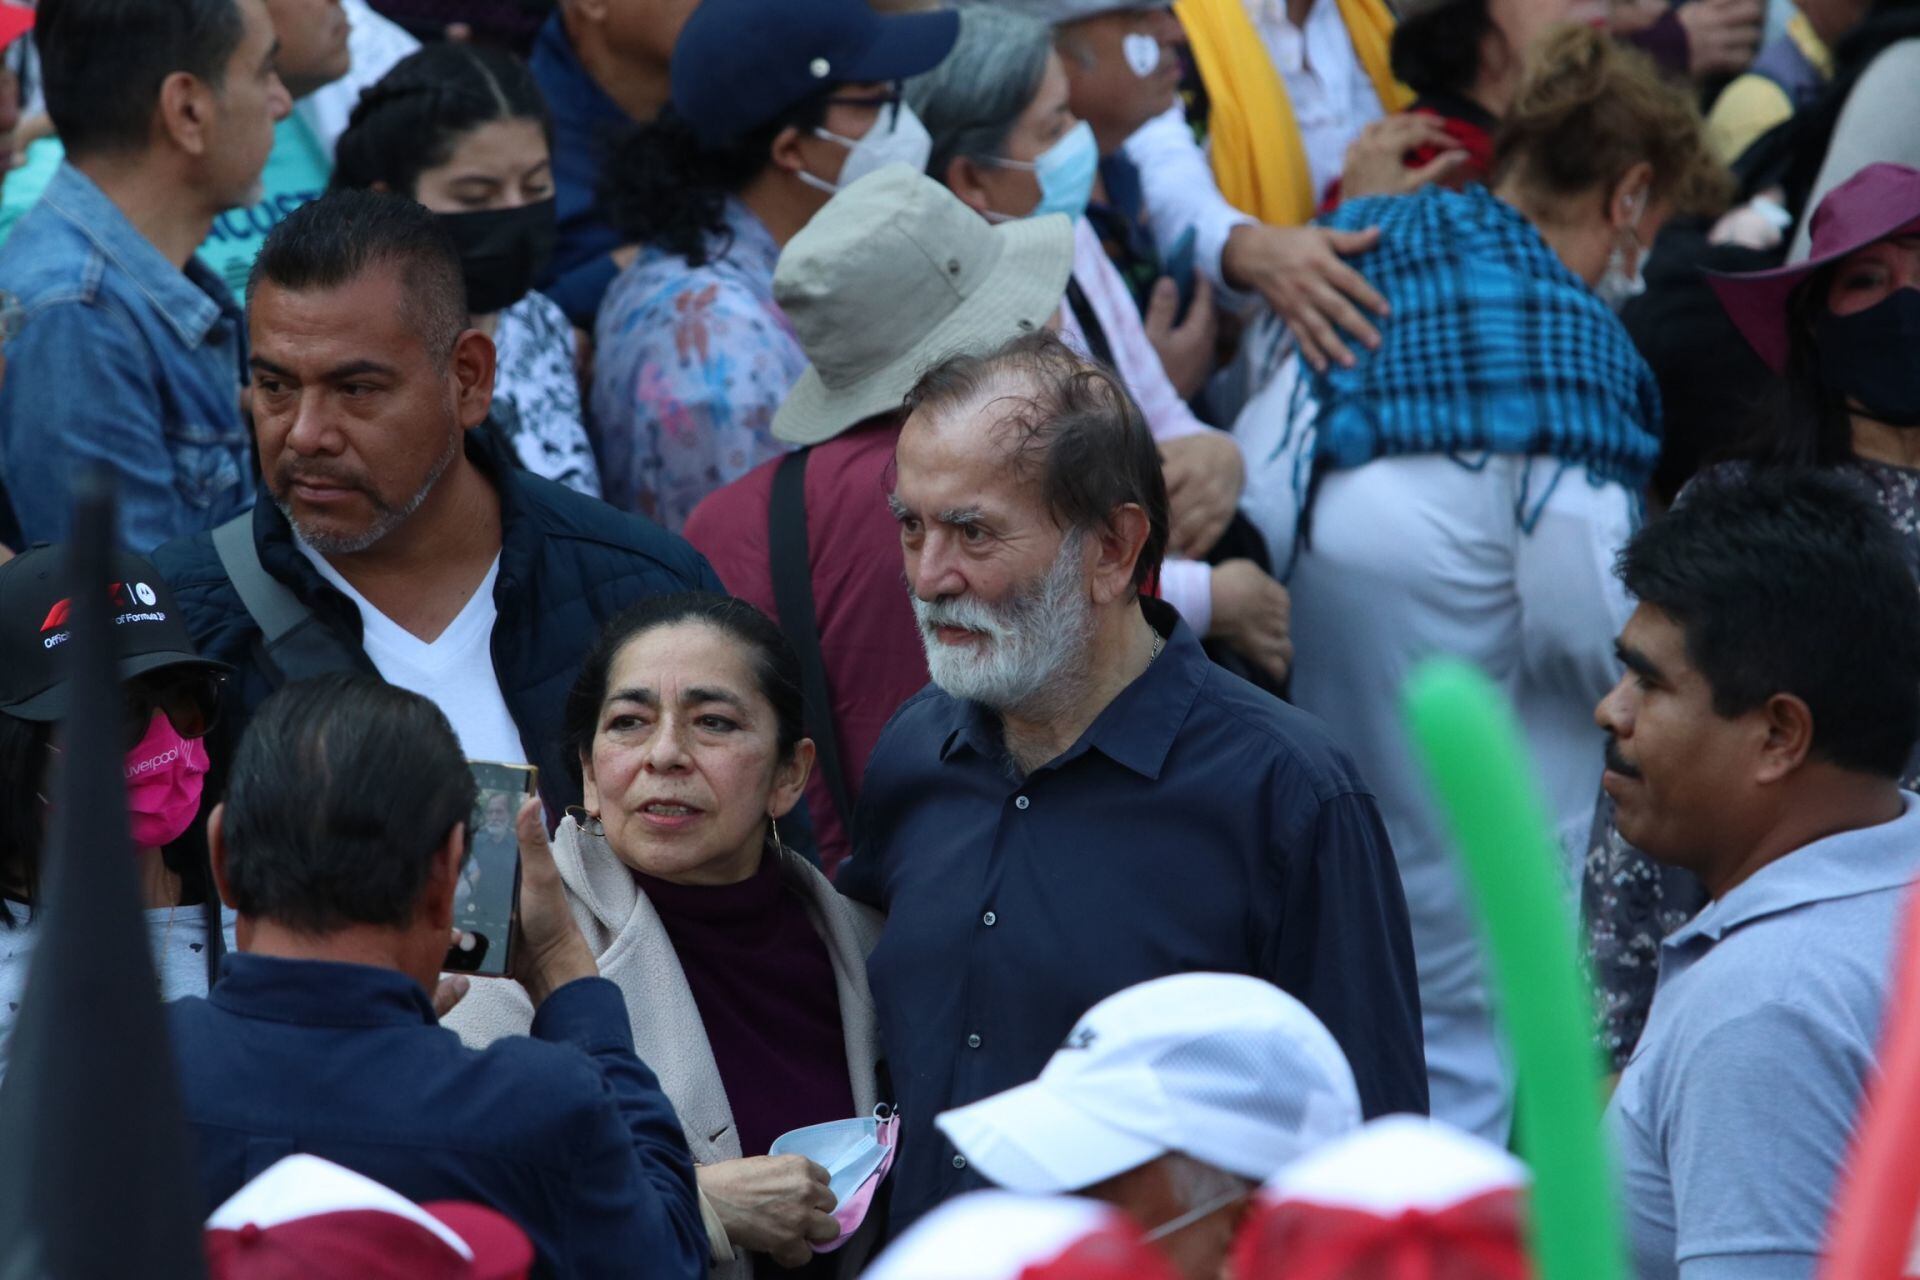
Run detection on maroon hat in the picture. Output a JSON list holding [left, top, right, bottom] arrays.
[[203, 1155, 533, 1280], [1707, 163, 1920, 373]]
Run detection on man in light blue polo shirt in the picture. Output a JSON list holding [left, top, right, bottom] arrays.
[[1596, 470, 1920, 1280]]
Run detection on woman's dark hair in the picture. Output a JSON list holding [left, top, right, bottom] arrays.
[[599, 96, 830, 267], [1758, 272, 1858, 470], [563, 593, 807, 790], [1731, 266, 1856, 468], [1388, 0, 1493, 100], [0, 712, 52, 927], [331, 42, 552, 199]]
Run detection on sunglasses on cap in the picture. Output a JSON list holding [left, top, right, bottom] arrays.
[[123, 670, 224, 753]]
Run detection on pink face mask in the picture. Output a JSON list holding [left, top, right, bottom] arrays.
[[768, 1110, 900, 1252], [124, 711, 208, 849]]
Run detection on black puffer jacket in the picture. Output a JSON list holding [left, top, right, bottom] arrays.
[[152, 428, 722, 811]]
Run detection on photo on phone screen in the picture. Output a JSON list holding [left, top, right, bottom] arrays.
[[1164, 226, 1198, 324], [444, 762, 538, 978]]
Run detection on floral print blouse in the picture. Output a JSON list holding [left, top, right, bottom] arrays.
[[491, 290, 602, 498], [587, 200, 804, 531], [1583, 458, 1920, 1070]]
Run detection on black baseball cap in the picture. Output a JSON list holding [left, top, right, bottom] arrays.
[[670, 0, 959, 146], [0, 544, 231, 722]]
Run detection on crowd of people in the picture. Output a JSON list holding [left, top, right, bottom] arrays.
[[1, 0, 1919, 1272]]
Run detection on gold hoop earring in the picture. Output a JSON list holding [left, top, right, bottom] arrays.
[[566, 805, 605, 838]]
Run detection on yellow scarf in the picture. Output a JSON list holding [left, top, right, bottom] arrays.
[[1174, 0, 1414, 226]]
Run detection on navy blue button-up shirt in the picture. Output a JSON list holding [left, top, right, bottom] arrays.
[[168, 954, 706, 1279], [529, 13, 633, 328], [841, 602, 1427, 1230]]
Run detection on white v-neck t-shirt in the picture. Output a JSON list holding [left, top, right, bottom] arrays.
[[298, 543, 527, 765]]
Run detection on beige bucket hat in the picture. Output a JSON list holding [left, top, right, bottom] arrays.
[[771, 163, 1077, 446]]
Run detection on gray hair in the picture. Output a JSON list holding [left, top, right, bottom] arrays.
[[905, 6, 1056, 183]]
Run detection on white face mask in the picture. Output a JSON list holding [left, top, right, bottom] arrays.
[[798, 102, 933, 196], [1595, 190, 1648, 313]]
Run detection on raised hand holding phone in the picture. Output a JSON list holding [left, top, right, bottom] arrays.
[[507, 797, 599, 1007], [445, 763, 538, 977]]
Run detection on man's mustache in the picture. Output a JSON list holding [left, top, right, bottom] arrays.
[[1604, 739, 1642, 780]]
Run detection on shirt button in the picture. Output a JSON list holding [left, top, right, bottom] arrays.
[[982, 910, 997, 927], [953, 1154, 968, 1170], [1015, 795, 1030, 811], [966, 1033, 982, 1049]]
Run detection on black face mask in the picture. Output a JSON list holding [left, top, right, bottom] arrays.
[[434, 199, 556, 316], [1815, 287, 1920, 428]]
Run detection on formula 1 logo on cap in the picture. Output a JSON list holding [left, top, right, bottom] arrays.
[[40, 582, 139, 631], [40, 583, 166, 647]]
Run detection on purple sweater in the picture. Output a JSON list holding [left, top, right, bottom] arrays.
[[634, 854, 856, 1158]]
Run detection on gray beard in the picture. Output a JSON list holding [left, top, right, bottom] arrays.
[[911, 530, 1096, 725]]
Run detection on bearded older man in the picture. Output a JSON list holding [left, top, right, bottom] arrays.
[[839, 331, 1426, 1235]]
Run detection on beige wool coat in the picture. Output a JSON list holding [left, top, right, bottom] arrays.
[[444, 817, 885, 1278]]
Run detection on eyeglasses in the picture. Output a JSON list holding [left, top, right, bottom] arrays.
[[822, 82, 903, 130], [123, 671, 224, 753]]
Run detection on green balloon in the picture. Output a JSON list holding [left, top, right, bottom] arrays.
[[1402, 658, 1627, 1280]]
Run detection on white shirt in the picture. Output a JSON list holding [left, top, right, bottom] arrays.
[[1120, 0, 1384, 286], [1238, 352, 1633, 1141], [0, 902, 236, 1085], [1245, 0, 1385, 202], [1058, 218, 1236, 635], [298, 544, 528, 765]]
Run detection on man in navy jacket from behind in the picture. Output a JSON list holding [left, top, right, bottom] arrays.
[[167, 674, 706, 1279]]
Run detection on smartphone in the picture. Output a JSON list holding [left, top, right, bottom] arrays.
[[443, 762, 538, 978], [1163, 226, 1198, 325]]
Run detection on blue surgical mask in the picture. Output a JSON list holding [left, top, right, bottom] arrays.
[[997, 120, 1098, 221], [767, 1108, 900, 1252]]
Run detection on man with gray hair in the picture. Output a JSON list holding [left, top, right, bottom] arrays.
[[938, 973, 1364, 1280], [839, 330, 1426, 1233]]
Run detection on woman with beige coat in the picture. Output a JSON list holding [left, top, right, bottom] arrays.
[[447, 593, 884, 1277]]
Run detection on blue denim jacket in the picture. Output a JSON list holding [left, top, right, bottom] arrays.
[[0, 163, 253, 552]]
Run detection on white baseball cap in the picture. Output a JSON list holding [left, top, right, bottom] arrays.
[[862, 1192, 1178, 1280], [935, 973, 1362, 1194]]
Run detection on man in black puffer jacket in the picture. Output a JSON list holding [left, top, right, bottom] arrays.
[[155, 191, 722, 817]]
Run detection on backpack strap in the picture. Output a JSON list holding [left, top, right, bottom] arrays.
[[210, 513, 365, 686], [767, 450, 854, 829]]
